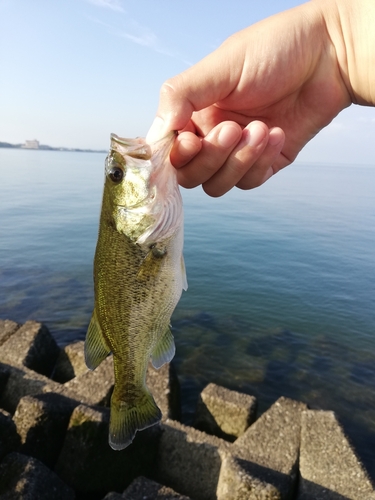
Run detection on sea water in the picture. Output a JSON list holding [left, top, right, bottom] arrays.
[[1, 148, 374, 475]]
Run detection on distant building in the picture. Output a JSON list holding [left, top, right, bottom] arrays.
[[22, 139, 39, 149]]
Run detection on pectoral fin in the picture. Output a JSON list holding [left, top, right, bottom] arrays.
[[85, 311, 111, 370], [151, 327, 175, 369], [137, 244, 167, 281], [181, 255, 188, 291]]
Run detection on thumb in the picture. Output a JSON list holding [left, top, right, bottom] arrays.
[[146, 44, 244, 142], [146, 79, 194, 142]]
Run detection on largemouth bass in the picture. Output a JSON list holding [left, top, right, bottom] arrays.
[[85, 132, 187, 450]]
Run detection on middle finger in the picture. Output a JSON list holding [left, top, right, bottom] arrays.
[[175, 121, 242, 189]]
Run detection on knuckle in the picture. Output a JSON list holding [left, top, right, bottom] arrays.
[[159, 76, 183, 102], [160, 79, 175, 98], [228, 157, 250, 177]]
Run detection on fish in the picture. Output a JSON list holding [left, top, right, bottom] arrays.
[[84, 132, 187, 450]]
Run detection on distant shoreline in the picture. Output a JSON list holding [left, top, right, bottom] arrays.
[[0, 141, 106, 154]]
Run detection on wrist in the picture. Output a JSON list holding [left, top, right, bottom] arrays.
[[313, 0, 375, 106]]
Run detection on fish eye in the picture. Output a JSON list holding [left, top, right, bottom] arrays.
[[108, 166, 124, 183]]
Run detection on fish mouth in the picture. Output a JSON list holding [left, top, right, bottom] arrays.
[[110, 134, 151, 160], [110, 132, 176, 160]]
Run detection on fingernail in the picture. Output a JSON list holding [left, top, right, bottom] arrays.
[[248, 122, 266, 147], [146, 116, 166, 143], [217, 124, 241, 148], [269, 128, 284, 147], [178, 137, 197, 157]]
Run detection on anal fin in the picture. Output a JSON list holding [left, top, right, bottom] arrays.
[[151, 327, 175, 369], [84, 310, 111, 370]]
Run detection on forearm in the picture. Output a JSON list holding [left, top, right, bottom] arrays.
[[313, 0, 375, 105]]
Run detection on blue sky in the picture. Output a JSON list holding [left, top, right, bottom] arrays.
[[1, 0, 374, 164]]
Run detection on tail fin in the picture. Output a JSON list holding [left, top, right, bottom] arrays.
[[109, 389, 162, 451]]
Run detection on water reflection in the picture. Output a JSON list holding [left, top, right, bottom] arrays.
[[1, 150, 374, 477]]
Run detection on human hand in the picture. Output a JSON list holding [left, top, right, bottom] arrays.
[[147, 0, 355, 196]]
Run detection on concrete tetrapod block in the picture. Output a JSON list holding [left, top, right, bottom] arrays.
[[102, 493, 124, 500], [61, 355, 114, 406], [217, 452, 284, 500], [0, 361, 62, 413], [53, 340, 88, 383], [0, 363, 10, 398], [232, 396, 307, 499], [55, 404, 161, 497], [0, 319, 20, 346], [297, 409, 375, 500], [0, 452, 75, 499], [13, 392, 78, 468], [195, 383, 257, 440], [157, 419, 231, 500], [0, 409, 21, 461], [123, 475, 192, 499], [0, 320, 60, 377]]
